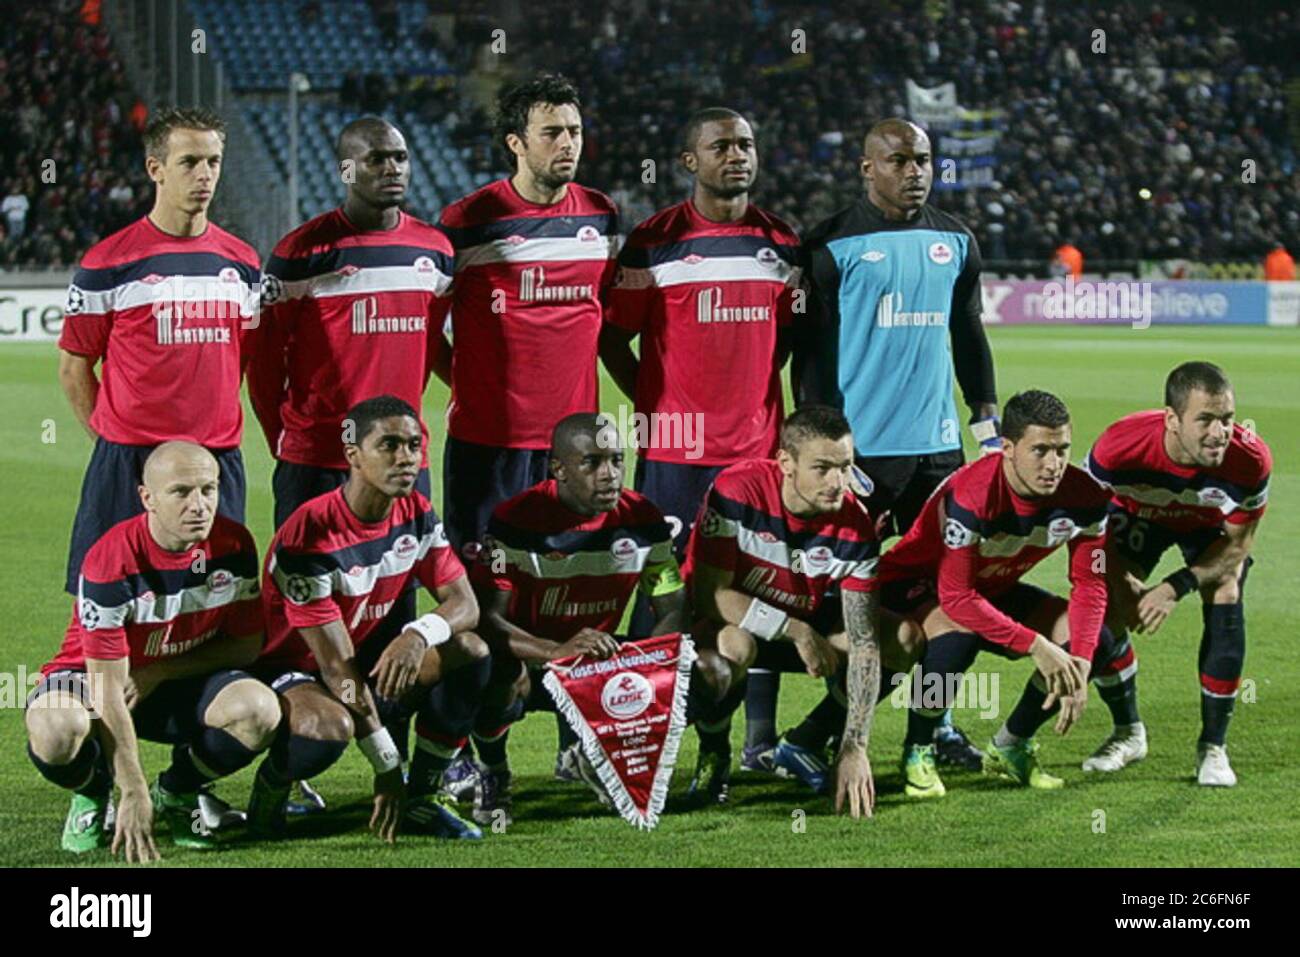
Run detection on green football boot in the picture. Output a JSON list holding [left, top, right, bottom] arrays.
[[901, 743, 946, 799], [61, 792, 111, 853], [150, 779, 218, 849], [984, 738, 1064, 789]]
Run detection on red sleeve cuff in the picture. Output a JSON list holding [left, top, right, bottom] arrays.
[[1005, 624, 1039, 655]]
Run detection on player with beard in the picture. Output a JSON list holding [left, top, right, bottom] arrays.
[[600, 110, 800, 751], [428, 74, 620, 785], [776, 117, 998, 772], [1082, 362, 1271, 786]]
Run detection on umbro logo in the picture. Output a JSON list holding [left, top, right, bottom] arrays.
[[861, 251, 886, 263]]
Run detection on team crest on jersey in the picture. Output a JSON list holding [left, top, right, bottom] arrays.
[[756, 247, 779, 268], [259, 274, 283, 305], [79, 600, 101, 630], [347, 564, 364, 577], [393, 534, 419, 561], [577, 225, 600, 242], [928, 242, 953, 265], [793, 545, 833, 574], [610, 537, 638, 563], [601, 672, 653, 719], [414, 256, 435, 273], [943, 517, 978, 548], [1047, 516, 1076, 543], [65, 285, 85, 315], [207, 569, 234, 592], [284, 575, 313, 604], [218, 267, 240, 284], [1198, 486, 1229, 507]]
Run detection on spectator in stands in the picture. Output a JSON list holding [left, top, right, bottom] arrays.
[[1264, 242, 1296, 281], [2, 182, 30, 241]]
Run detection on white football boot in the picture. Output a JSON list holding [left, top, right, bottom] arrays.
[[1081, 723, 1148, 772], [1196, 743, 1237, 787]]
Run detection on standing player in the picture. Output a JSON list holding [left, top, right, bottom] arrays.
[[251, 396, 490, 841], [463, 413, 735, 824], [426, 74, 619, 777], [245, 117, 455, 804], [779, 117, 1000, 769], [59, 107, 258, 598], [1082, 362, 1270, 786], [599, 107, 800, 683], [684, 406, 901, 802], [870, 391, 1129, 798], [25, 442, 278, 860]]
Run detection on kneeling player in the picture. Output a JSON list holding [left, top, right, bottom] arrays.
[[685, 406, 916, 805], [876, 390, 1125, 798], [463, 413, 735, 825], [252, 395, 490, 841], [1082, 362, 1270, 786], [25, 442, 278, 861]]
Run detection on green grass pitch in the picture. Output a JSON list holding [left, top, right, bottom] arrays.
[[1, 325, 1297, 867]]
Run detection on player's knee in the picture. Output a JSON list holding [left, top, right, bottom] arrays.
[[694, 648, 733, 702], [26, 703, 91, 765], [206, 681, 283, 750], [292, 698, 354, 743], [455, 630, 490, 663], [718, 624, 757, 670], [884, 616, 925, 671], [1203, 570, 1241, 605]]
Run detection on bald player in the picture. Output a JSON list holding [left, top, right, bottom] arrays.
[[777, 117, 999, 769], [26, 442, 277, 861]]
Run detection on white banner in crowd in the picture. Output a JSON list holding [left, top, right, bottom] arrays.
[[0, 288, 68, 341]]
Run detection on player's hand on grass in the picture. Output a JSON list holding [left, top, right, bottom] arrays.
[[833, 747, 875, 819], [112, 787, 159, 863], [1031, 634, 1081, 706], [1053, 657, 1092, 735], [1135, 581, 1178, 634], [553, 628, 620, 661], [789, 622, 838, 679], [369, 767, 405, 844], [372, 630, 426, 700]]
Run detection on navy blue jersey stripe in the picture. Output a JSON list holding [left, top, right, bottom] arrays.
[[1090, 459, 1263, 500], [709, 492, 879, 561], [618, 234, 798, 270], [81, 549, 259, 605], [945, 492, 1106, 539], [486, 516, 670, 556], [265, 245, 454, 283], [274, 509, 438, 578], [74, 253, 259, 292], [441, 212, 617, 251]]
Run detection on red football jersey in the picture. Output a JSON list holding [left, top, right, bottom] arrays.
[[482, 481, 680, 641], [59, 215, 260, 447], [1084, 410, 1271, 533], [683, 459, 878, 622], [260, 487, 466, 671], [875, 454, 1110, 658], [607, 200, 800, 465], [247, 209, 455, 469], [438, 178, 619, 448], [45, 513, 262, 674]]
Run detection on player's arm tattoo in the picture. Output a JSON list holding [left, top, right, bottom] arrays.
[[840, 588, 882, 754]]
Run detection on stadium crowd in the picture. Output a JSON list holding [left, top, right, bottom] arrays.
[[3, 0, 1299, 267]]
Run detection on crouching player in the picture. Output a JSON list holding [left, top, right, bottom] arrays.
[[252, 395, 490, 841], [1082, 362, 1271, 786], [461, 412, 735, 825], [25, 442, 277, 860], [685, 406, 915, 806], [876, 390, 1126, 798]]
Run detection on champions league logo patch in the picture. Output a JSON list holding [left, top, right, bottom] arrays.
[[700, 508, 725, 538], [65, 285, 85, 315], [943, 517, 978, 548], [78, 600, 100, 630], [259, 274, 284, 305], [284, 575, 313, 604]]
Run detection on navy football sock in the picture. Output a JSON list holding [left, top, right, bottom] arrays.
[[743, 670, 780, 749]]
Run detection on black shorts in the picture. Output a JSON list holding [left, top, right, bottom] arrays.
[[442, 436, 551, 562], [701, 597, 845, 673], [855, 448, 964, 538], [634, 458, 727, 556], [66, 438, 245, 594], [879, 578, 1055, 661], [27, 668, 256, 743], [1106, 504, 1229, 579], [273, 460, 431, 529], [254, 626, 425, 726]]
